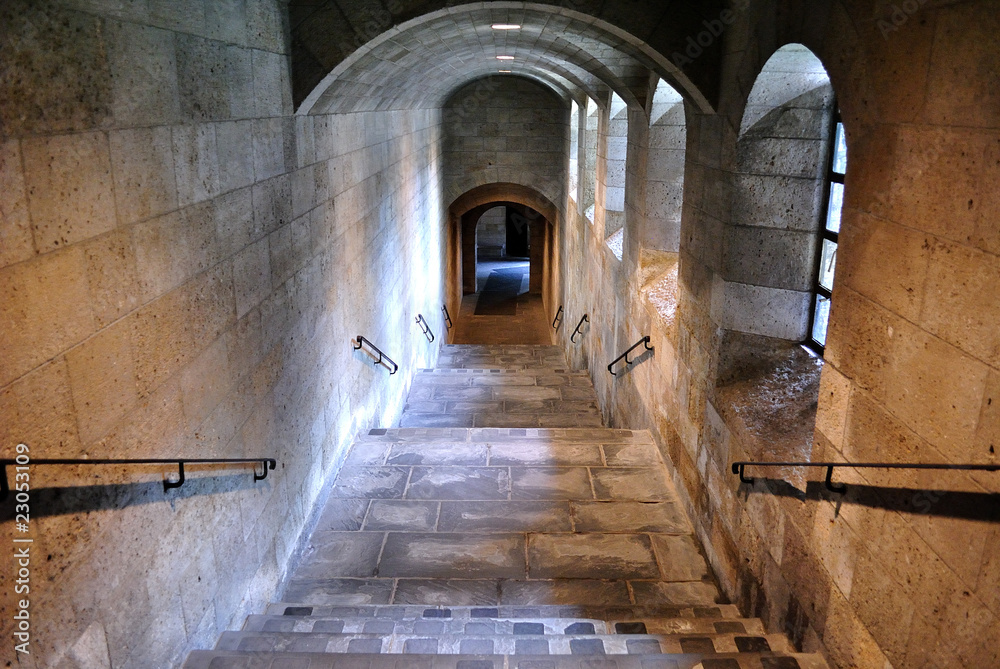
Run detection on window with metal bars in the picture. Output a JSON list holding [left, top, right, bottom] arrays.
[[806, 109, 846, 354]]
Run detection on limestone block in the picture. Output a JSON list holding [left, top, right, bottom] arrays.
[[924, 3, 1000, 128], [253, 117, 289, 181], [253, 49, 288, 118], [814, 363, 850, 451], [22, 131, 117, 252], [920, 238, 1000, 368], [810, 500, 857, 600], [179, 335, 234, 431], [975, 137, 1000, 256], [0, 5, 112, 137], [731, 173, 821, 232], [131, 288, 195, 397], [233, 237, 272, 318], [0, 247, 95, 387], [185, 261, 236, 348], [110, 126, 177, 225], [173, 123, 220, 206], [246, 0, 287, 54], [83, 227, 141, 327], [204, 0, 247, 45], [976, 370, 1000, 467], [736, 137, 824, 179], [824, 287, 894, 401], [720, 281, 810, 341], [848, 549, 915, 661], [816, 587, 888, 669], [0, 357, 80, 456], [215, 119, 256, 194], [214, 186, 257, 258], [649, 124, 686, 150], [252, 174, 293, 237], [0, 139, 35, 269], [133, 205, 220, 301], [106, 19, 181, 127], [726, 225, 815, 292], [883, 317, 989, 456], [887, 125, 984, 245], [65, 316, 139, 445]]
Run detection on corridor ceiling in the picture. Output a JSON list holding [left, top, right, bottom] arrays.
[[291, 1, 725, 115]]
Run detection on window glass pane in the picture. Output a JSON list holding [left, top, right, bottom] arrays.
[[826, 182, 844, 232], [812, 294, 831, 346], [818, 239, 837, 291], [832, 122, 847, 174]]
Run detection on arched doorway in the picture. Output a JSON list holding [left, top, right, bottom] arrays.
[[446, 184, 560, 344]]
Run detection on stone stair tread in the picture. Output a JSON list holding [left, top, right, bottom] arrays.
[[184, 650, 832, 668], [356, 427, 655, 444], [244, 613, 767, 635], [263, 603, 744, 619], [218, 629, 794, 654]]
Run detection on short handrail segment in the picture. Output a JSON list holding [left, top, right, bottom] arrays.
[[570, 314, 589, 343], [0, 457, 277, 499], [442, 305, 453, 330], [608, 336, 653, 376], [732, 460, 1000, 494], [353, 335, 399, 374], [552, 305, 564, 330], [415, 314, 435, 342]]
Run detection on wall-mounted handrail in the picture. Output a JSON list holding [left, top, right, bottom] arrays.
[[552, 305, 564, 330], [442, 305, 453, 330], [732, 460, 1000, 494], [570, 314, 589, 343], [608, 336, 653, 376], [415, 314, 435, 342], [353, 336, 399, 374], [0, 457, 277, 499]]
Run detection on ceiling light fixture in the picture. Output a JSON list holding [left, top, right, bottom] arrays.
[[492, 23, 521, 30], [496, 55, 515, 60], [499, 70, 512, 73]]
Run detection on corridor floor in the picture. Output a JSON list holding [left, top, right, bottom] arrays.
[[451, 259, 552, 345]]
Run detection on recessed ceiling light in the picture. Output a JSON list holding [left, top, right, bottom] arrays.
[[492, 24, 521, 30], [499, 70, 512, 73], [496, 55, 515, 60]]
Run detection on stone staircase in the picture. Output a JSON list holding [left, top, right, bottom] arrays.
[[183, 345, 830, 669]]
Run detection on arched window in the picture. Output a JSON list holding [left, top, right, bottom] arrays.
[[569, 100, 580, 203], [604, 92, 628, 260], [807, 110, 847, 352], [583, 97, 599, 222]]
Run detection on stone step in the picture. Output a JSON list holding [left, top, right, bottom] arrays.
[[357, 427, 655, 445], [183, 650, 832, 669], [217, 630, 794, 654], [401, 367, 602, 428], [436, 345, 569, 370], [263, 603, 746, 621], [247, 611, 766, 635]]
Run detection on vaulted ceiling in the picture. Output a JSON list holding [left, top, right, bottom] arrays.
[[290, 1, 726, 115]]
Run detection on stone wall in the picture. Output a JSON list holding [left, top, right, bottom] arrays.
[[555, 2, 1000, 668], [0, 1, 444, 666], [442, 75, 568, 210], [476, 206, 506, 256]]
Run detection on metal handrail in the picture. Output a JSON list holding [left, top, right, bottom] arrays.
[[1, 457, 277, 499], [353, 336, 399, 374], [732, 460, 1000, 494], [570, 314, 589, 343], [415, 314, 435, 342], [608, 336, 653, 376], [552, 305, 564, 330], [442, 305, 453, 330]]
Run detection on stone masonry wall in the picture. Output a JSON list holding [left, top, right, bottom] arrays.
[[556, 2, 1000, 668], [443, 75, 568, 210], [0, 1, 444, 666]]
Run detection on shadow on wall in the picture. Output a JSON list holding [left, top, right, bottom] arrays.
[[0, 472, 265, 520], [739, 479, 1000, 522]]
